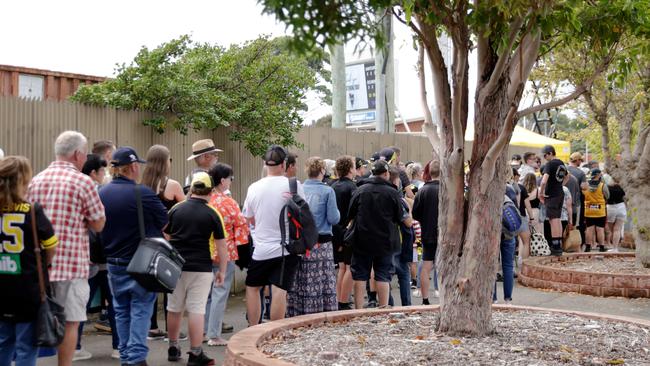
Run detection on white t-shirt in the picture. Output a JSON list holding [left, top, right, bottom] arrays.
[[243, 176, 304, 260]]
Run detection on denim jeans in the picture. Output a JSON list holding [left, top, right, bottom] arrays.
[[77, 269, 118, 350], [0, 320, 37, 366], [108, 264, 156, 364], [494, 237, 516, 301], [393, 254, 412, 306], [204, 261, 235, 339]]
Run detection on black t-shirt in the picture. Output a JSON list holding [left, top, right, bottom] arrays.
[[330, 177, 357, 245], [0, 203, 57, 322], [164, 197, 226, 272], [542, 159, 567, 197], [518, 183, 529, 217], [607, 185, 625, 204]]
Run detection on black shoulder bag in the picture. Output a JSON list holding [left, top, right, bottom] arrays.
[[31, 204, 66, 347], [126, 185, 185, 293]]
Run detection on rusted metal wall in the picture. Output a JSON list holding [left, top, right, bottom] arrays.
[[0, 65, 105, 101], [0, 97, 434, 203]]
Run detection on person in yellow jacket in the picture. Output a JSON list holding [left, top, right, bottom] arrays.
[[582, 168, 610, 252]]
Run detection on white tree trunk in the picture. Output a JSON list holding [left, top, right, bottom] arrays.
[[330, 42, 346, 129]]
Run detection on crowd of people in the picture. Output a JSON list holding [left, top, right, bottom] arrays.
[[0, 129, 628, 366]]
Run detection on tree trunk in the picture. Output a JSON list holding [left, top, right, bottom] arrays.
[[599, 119, 613, 170], [436, 80, 510, 336], [330, 42, 346, 129], [628, 184, 650, 268]]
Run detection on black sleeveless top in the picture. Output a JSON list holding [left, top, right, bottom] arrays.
[[529, 193, 540, 209], [158, 177, 180, 212]]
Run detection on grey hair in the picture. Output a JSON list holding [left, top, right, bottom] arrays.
[[406, 162, 423, 180], [324, 159, 335, 177], [54, 131, 87, 157]]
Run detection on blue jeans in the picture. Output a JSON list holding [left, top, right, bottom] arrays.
[[0, 320, 37, 366], [77, 270, 118, 350], [204, 261, 235, 339], [494, 237, 516, 301], [393, 254, 412, 306], [108, 264, 156, 364]]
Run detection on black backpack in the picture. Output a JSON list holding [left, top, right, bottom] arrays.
[[279, 178, 318, 255]]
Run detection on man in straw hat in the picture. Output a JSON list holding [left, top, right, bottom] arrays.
[[184, 139, 223, 194]]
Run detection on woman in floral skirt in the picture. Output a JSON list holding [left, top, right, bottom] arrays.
[[286, 157, 340, 316]]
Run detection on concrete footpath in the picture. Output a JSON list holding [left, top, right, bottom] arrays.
[[38, 282, 650, 366]]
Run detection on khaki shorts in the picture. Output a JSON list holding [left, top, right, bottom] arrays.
[[167, 272, 213, 315], [52, 279, 90, 322]]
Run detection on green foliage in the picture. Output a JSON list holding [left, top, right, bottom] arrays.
[[71, 35, 321, 156]]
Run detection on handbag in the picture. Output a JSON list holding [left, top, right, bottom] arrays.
[[31, 205, 66, 347], [126, 186, 185, 293], [563, 228, 581, 253], [530, 225, 551, 256], [343, 220, 356, 247]]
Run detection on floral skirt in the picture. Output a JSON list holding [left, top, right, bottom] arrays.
[[286, 241, 337, 317]]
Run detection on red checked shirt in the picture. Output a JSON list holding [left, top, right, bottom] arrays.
[[28, 161, 105, 281], [209, 190, 249, 262]]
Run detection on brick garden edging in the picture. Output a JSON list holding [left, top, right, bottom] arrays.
[[223, 305, 650, 366], [519, 253, 650, 298]]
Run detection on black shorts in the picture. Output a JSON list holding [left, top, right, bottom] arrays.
[[245, 254, 299, 291], [586, 216, 606, 228], [333, 241, 353, 265], [545, 193, 564, 219], [350, 253, 394, 282], [422, 241, 437, 262]]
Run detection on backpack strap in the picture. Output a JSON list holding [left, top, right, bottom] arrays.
[[279, 206, 287, 246], [289, 177, 297, 195]]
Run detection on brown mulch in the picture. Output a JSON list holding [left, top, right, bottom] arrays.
[[545, 256, 650, 275], [261, 310, 650, 365]]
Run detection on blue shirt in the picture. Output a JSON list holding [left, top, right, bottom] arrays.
[[303, 179, 340, 236], [99, 176, 168, 261]]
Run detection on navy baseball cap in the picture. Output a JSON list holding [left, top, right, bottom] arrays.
[[111, 147, 146, 167]]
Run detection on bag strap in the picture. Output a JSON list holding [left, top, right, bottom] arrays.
[[279, 206, 287, 246], [135, 185, 145, 240], [30, 203, 47, 303], [289, 177, 297, 195]]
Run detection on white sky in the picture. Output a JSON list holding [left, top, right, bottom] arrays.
[[1, 0, 476, 124]]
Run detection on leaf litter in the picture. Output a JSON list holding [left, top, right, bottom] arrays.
[[261, 310, 650, 365]]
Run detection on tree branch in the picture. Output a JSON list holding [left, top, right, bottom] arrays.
[[478, 15, 525, 104], [480, 104, 518, 194], [417, 39, 440, 157], [633, 122, 650, 160], [508, 30, 541, 104]]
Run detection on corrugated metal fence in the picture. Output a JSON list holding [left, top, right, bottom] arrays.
[[0, 96, 434, 203]]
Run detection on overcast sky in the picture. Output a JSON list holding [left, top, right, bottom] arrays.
[[1, 0, 471, 123]]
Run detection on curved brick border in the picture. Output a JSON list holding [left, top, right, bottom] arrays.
[[519, 253, 650, 298], [224, 305, 650, 366]]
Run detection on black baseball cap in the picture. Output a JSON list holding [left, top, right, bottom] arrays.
[[590, 168, 602, 177], [379, 147, 397, 163], [541, 145, 556, 156], [369, 152, 380, 162], [111, 147, 146, 167], [371, 160, 389, 175], [263, 145, 287, 166]]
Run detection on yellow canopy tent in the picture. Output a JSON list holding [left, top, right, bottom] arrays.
[[464, 124, 571, 162]]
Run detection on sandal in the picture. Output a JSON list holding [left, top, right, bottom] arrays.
[[207, 338, 228, 346]]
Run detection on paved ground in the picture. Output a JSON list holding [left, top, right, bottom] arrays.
[[39, 280, 650, 366]]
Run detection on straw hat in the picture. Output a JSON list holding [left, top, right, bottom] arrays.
[[186, 139, 223, 161]]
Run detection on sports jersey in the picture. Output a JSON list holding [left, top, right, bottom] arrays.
[[164, 197, 226, 272], [0, 202, 58, 322]]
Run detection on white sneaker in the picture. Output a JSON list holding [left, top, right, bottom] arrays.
[[72, 348, 92, 361], [111, 349, 120, 359], [433, 290, 440, 298], [411, 289, 421, 298]]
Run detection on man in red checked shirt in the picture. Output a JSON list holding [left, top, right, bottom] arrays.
[[28, 131, 105, 366]]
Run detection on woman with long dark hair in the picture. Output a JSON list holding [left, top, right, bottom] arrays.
[[0, 156, 58, 366]]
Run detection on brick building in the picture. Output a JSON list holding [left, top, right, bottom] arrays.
[[0, 64, 105, 101]]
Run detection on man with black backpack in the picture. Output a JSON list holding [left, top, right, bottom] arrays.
[[242, 145, 306, 326]]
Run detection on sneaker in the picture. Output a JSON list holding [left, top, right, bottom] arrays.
[[496, 273, 504, 282], [433, 290, 440, 298], [598, 245, 606, 252], [148, 329, 167, 340], [207, 337, 228, 346], [584, 244, 592, 252], [338, 302, 352, 310], [221, 323, 234, 334], [111, 349, 120, 360], [187, 350, 215, 366], [168, 346, 182, 362], [72, 348, 92, 361], [411, 289, 421, 298], [410, 279, 417, 289], [364, 300, 377, 308], [94, 318, 112, 333]]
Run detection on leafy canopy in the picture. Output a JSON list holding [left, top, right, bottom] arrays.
[[71, 35, 321, 156]]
